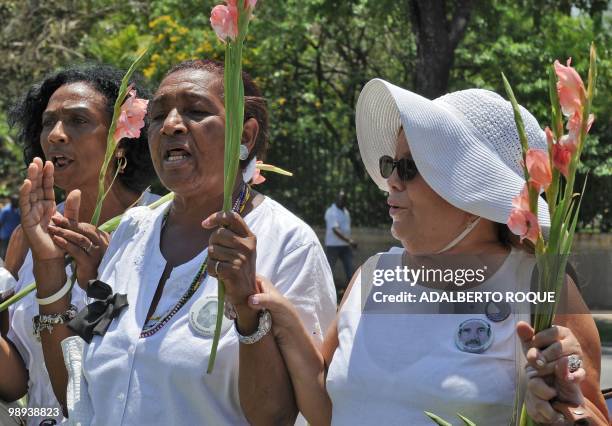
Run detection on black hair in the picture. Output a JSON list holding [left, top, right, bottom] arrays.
[[164, 59, 269, 166], [9, 64, 156, 193]]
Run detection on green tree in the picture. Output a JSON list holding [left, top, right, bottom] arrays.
[[1, 0, 609, 230]]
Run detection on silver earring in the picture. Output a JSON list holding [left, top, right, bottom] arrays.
[[239, 144, 249, 161]]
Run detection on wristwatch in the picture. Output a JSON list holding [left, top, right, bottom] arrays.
[[235, 309, 272, 344]]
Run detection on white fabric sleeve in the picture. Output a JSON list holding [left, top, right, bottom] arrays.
[[61, 336, 93, 425], [325, 208, 339, 229], [273, 242, 336, 346], [0, 267, 17, 296]]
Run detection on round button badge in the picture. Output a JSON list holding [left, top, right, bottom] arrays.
[[485, 300, 511, 322], [189, 295, 233, 337], [455, 318, 494, 354]]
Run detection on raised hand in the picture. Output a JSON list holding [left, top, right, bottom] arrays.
[[48, 190, 109, 288], [19, 158, 63, 260]]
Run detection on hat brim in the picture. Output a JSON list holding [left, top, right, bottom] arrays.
[[356, 78, 550, 229]]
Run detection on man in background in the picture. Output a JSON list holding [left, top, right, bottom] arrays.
[[0, 197, 20, 260], [324, 190, 356, 297]]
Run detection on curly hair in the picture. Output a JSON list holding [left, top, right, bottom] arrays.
[[9, 64, 157, 193], [165, 59, 269, 167]]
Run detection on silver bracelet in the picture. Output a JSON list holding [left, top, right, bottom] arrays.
[[235, 309, 272, 345], [33, 305, 78, 341]]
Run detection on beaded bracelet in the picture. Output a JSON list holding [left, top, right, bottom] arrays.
[[33, 304, 78, 341]]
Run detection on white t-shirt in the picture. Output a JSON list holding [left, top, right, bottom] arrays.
[[324, 204, 351, 247], [80, 197, 337, 425], [6, 191, 159, 426], [326, 247, 533, 425]]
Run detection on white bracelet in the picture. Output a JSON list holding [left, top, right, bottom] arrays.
[[36, 279, 73, 305]]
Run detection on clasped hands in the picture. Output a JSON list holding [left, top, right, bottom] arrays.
[[517, 321, 588, 425], [19, 158, 108, 289]]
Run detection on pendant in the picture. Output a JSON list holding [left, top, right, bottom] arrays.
[[455, 318, 493, 354], [484, 300, 511, 322], [189, 295, 233, 337]]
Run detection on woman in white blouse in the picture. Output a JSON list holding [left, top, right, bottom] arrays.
[[0, 65, 158, 426], [22, 59, 337, 425]]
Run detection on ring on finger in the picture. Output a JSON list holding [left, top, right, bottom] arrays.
[[83, 240, 94, 254], [568, 354, 582, 373], [215, 260, 221, 275]]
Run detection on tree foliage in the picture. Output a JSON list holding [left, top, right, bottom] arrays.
[[0, 0, 609, 230]]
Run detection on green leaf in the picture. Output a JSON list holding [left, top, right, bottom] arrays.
[[424, 412, 453, 426], [457, 413, 477, 426]]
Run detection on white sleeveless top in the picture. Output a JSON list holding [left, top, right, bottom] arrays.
[[326, 247, 535, 425]]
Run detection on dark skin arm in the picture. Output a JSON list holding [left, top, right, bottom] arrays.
[[0, 336, 28, 401], [19, 159, 77, 414], [3, 225, 29, 279], [203, 211, 297, 426], [1, 225, 29, 336], [332, 227, 356, 248]]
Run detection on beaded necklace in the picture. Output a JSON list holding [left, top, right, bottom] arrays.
[[140, 184, 251, 338]]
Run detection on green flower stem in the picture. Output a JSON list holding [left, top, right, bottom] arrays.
[[208, 3, 253, 374], [510, 45, 597, 426], [255, 163, 293, 176], [90, 46, 152, 226]]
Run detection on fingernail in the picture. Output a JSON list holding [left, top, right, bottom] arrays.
[[202, 219, 210, 228], [250, 295, 259, 305], [536, 356, 545, 367]]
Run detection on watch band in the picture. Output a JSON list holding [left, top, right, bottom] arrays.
[[235, 309, 272, 344]]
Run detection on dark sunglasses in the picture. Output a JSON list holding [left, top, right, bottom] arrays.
[[379, 155, 418, 181]]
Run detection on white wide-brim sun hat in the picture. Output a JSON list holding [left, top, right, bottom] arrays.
[[355, 78, 550, 230]]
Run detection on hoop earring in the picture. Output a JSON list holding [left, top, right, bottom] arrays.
[[117, 155, 127, 174]]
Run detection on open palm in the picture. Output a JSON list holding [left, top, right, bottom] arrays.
[[19, 158, 64, 260]]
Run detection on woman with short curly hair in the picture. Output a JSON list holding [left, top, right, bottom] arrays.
[[0, 64, 158, 426]]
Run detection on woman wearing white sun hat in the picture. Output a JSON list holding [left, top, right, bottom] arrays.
[[238, 79, 609, 425]]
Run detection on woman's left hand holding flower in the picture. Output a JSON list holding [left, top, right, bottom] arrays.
[[203, 211, 258, 330], [517, 321, 586, 424]]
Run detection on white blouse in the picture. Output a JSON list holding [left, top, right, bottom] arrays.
[[6, 191, 159, 426], [80, 197, 337, 425]]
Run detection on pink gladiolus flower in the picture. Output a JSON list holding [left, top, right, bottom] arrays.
[[552, 143, 572, 178], [545, 127, 554, 150], [508, 208, 540, 244], [508, 184, 540, 244], [554, 58, 585, 118], [113, 88, 148, 142], [250, 160, 266, 184], [511, 184, 530, 211], [210, 3, 238, 42], [561, 111, 594, 155], [525, 149, 552, 192]]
